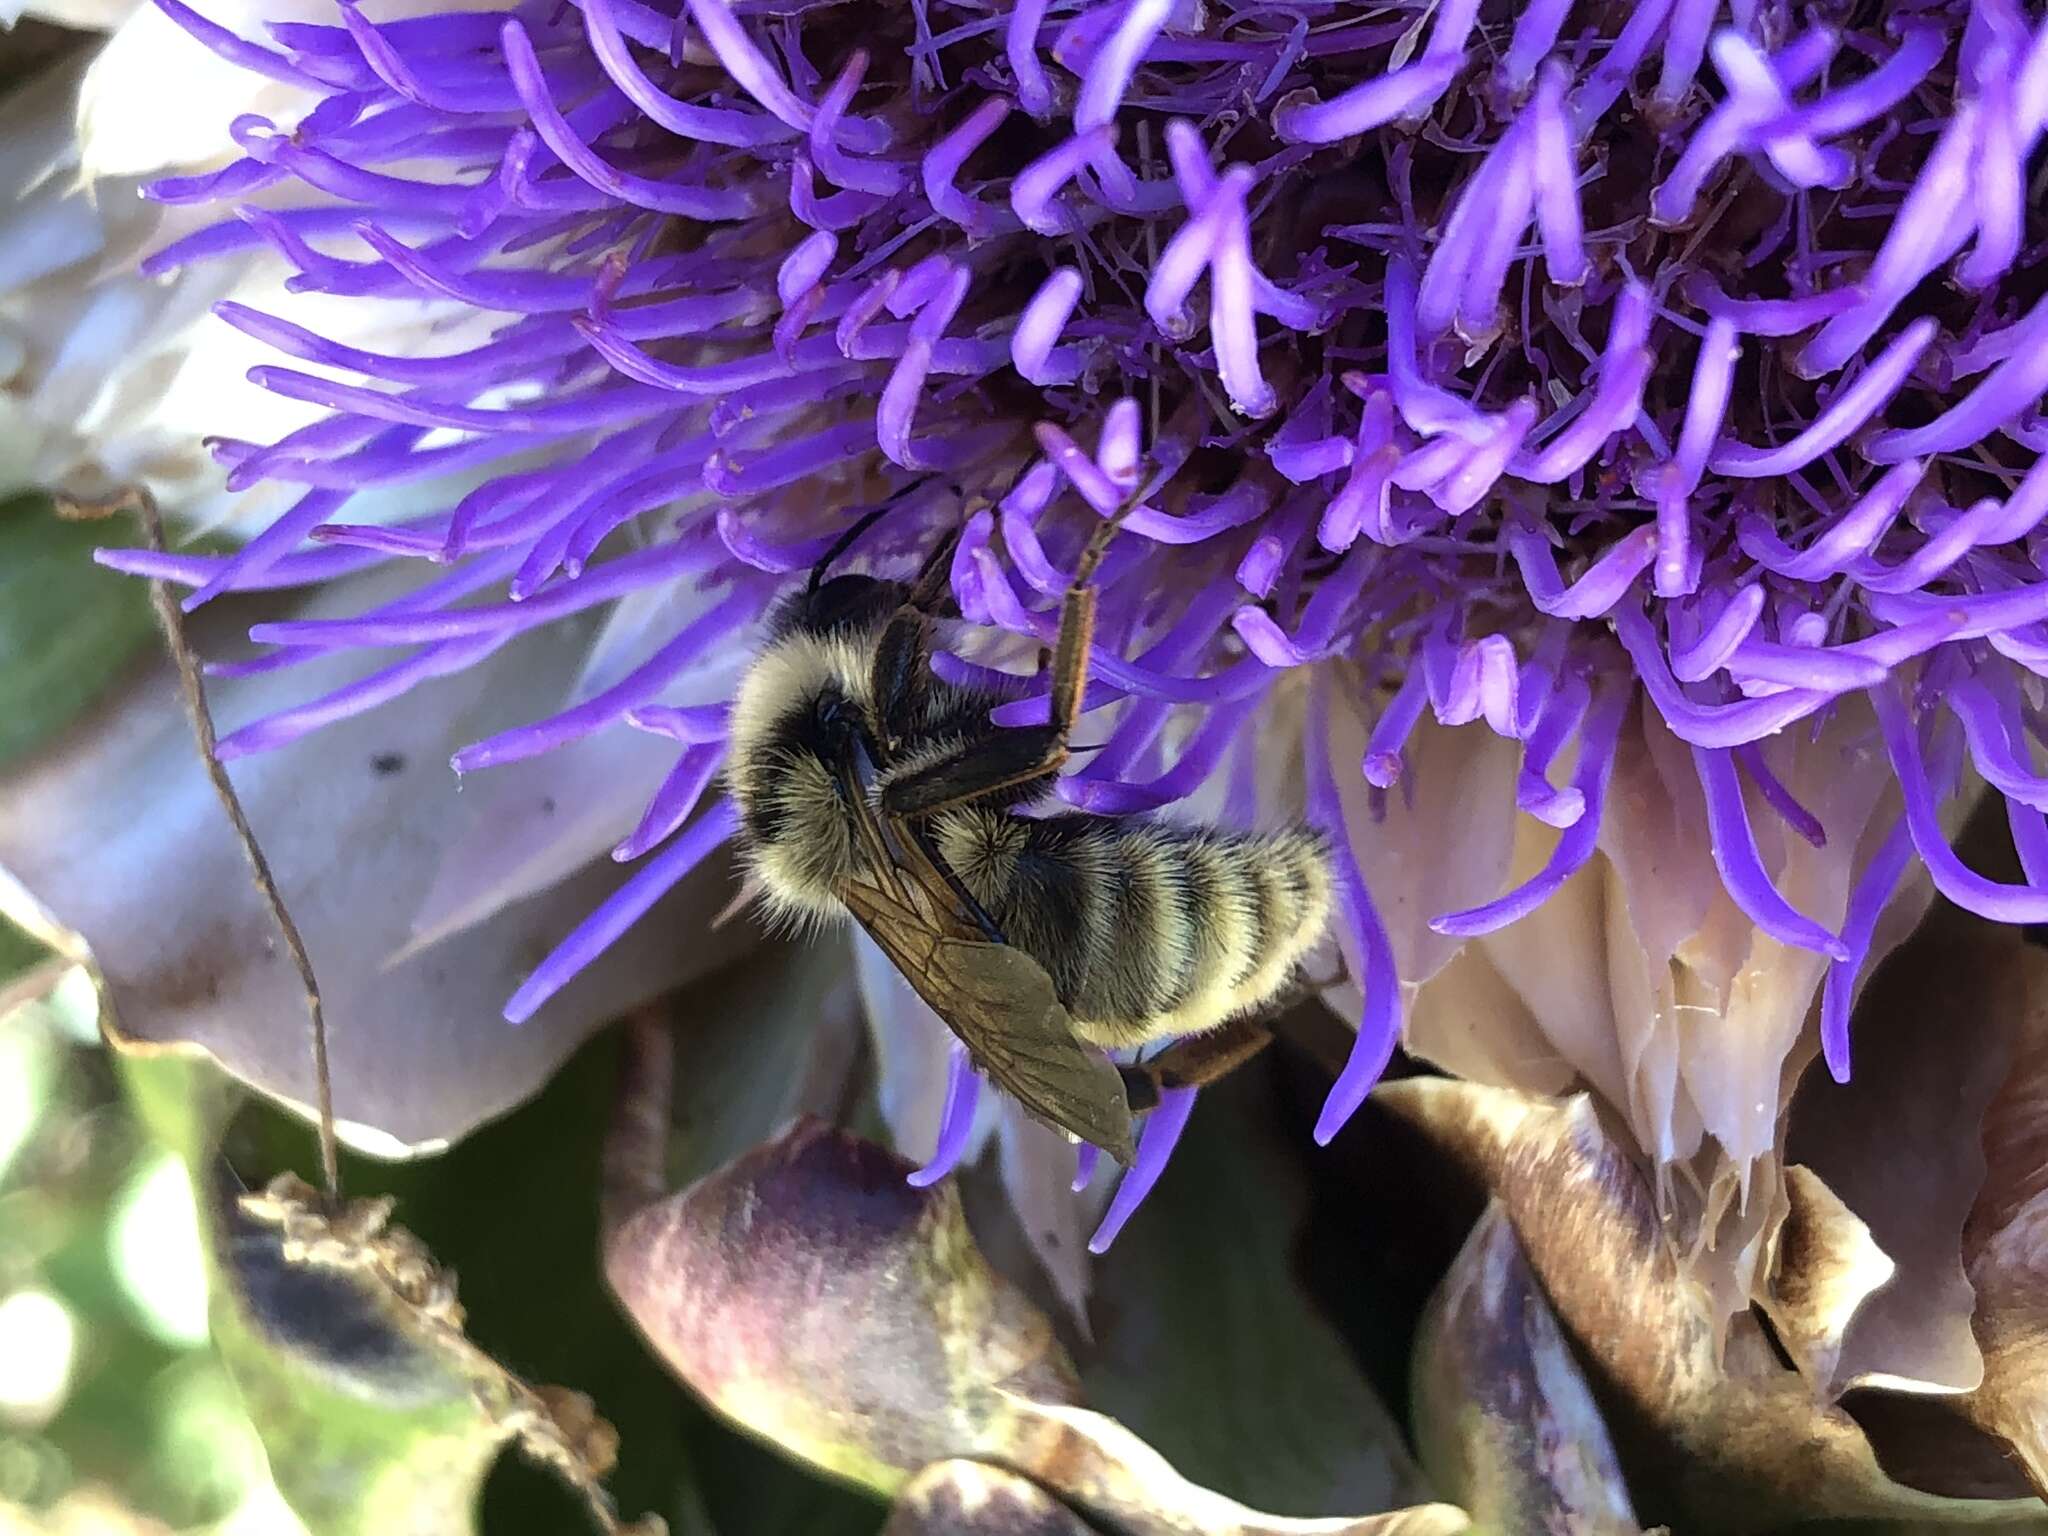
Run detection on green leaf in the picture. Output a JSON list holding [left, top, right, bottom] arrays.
[[1082, 1073, 1438, 1519], [118, 1042, 660, 1536], [0, 913, 46, 985], [205, 1167, 522, 1536], [0, 497, 156, 770]]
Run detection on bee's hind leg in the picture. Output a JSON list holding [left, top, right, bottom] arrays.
[[1117, 1017, 1276, 1114]]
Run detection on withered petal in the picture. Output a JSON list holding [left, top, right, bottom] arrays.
[[1950, 929, 2048, 1498], [214, 1163, 653, 1534], [883, 1461, 1098, 1536], [1958, 1203, 2048, 1499], [0, 573, 751, 1152], [1762, 1164, 1893, 1391], [1412, 1202, 1643, 1534], [1966, 936, 2048, 1253], [1374, 1076, 2044, 1531], [1786, 908, 2020, 1397], [990, 1403, 1471, 1536]]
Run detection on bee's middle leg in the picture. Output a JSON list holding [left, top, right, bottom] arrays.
[[876, 721, 1070, 816], [1042, 496, 1141, 743]]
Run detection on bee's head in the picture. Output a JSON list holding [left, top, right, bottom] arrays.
[[766, 574, 912, 640], [766, 476, 962, 640]]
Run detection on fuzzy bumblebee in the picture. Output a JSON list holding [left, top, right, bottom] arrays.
[[727, 507, 1333, 1158]]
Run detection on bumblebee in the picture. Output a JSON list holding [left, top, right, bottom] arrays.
[[726, 495, 1333, 1159]]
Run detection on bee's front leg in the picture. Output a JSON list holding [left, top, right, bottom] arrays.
[[881, 488, 1145, 811], [870, 527, 965, 752], [875, 723, 1069, 816]]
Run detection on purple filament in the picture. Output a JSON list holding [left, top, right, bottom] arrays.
[[1819, 818, 1913, 1084], [1089, 1086, 1195, 1253], [1691, 746, 1848, 958], [906, 1044, 983, 1188], [1306, 675, 1402, 1145], [614, 745, 724, 862], [1433, 681, 1626, 936], [1070, 1140, 1101, 1194], [504, 800, 739, 1023]]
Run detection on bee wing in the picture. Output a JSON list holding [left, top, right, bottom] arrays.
[[842, 879, 1136, 1163]]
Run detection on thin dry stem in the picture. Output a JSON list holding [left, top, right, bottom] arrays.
[[62, 487, 341, 1200]]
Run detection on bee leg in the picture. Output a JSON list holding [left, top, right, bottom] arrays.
[[1045, 553, 1099, 742], [881, 492, 1143, 814], [877, 723, 1068, 816], [871, 610, 934, 751], [1046, 488, 1145, 739], [1116, 1018, 1276, 1113], [892, 815, 1008, 943]]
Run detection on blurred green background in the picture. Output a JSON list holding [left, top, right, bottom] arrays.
[[0, 926, 889, 1536]]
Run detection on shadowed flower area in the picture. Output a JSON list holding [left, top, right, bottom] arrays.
[[601, 1094, 1472, 1535], [1385, 899, 2048, 1526], [48, 0, 2048, 1247]]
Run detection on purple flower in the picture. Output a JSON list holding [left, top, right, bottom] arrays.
[[101, 0, 2048, 1241]]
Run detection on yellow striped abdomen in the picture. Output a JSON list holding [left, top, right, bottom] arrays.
[[931, 808, 1333, 1049]]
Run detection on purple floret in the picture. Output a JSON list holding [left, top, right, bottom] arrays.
[[101, 0, 2048, 1235]]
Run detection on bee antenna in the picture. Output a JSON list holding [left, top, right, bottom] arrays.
[[808, 474, 944, 595]]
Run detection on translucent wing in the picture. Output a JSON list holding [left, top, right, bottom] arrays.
[[843, 878, 1136, 1162]]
